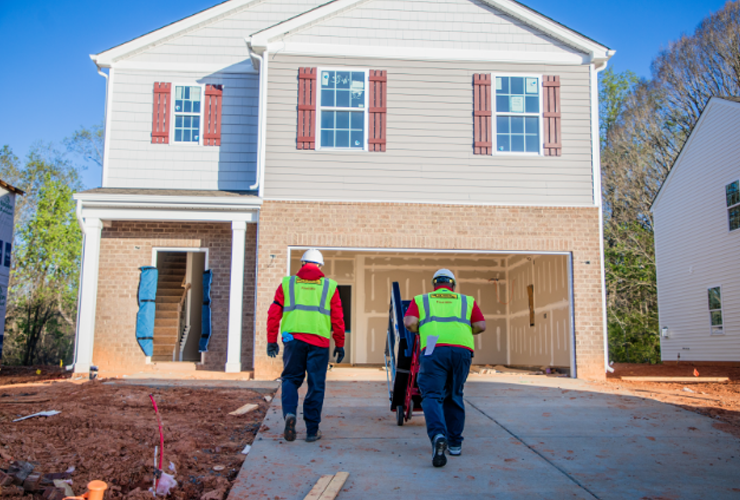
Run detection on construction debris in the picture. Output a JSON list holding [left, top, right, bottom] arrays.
[[304, 472, 350, 500], [620, 376, 729, 383], [12, 410, 61, 422], [229, 403, 258, 416]]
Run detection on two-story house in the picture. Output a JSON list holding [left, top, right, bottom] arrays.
[[74, 0, 614, 380], [652, 96, 740, 363]]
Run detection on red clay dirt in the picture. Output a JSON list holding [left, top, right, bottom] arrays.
[[604, 362, 740, 439], [0, 371, 273, 500], [0, 365, 72, 385]]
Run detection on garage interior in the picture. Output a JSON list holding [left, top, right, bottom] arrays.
[[288, 249, 575, 375]]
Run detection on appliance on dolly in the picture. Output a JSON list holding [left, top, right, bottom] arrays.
[[384, 282, 423, 426]]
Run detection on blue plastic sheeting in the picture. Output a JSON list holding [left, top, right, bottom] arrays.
[[200, 269, 213, 352], [136, 266, 158, 356]]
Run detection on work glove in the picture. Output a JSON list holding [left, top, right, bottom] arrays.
[[267, 343, 280, 358], [333, 347, 345, 364]]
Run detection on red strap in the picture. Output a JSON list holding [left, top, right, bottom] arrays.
[[473, 74, 492, 155], [297, 67, 317, 150], [152, 82, 171, 144], [368, 70, 387, 152]]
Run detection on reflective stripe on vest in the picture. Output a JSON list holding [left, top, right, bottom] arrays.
[[280, 276, 336, 339], [415, 292, 475, 351], [283, 276, 331, 316]]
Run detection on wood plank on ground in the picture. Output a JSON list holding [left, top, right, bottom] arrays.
[[620, 376, 729, 382], [318, 472, 350, 500], [303, 475, 334, 500]]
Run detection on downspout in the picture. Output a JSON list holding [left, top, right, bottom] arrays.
[[246, 40, 268, 197], [591, 52, 614, 374], [91, 57, 110, 187]]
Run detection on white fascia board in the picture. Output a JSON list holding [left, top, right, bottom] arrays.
[[74, 192, 263, 208], [80, 206, 259, 223], [268, 41, 589, 65], [111, 60, 257, 74], [250, 0, 371, 50], [651, 98, 740, 212], [92, 0, 259, 67], [478, 0, 611, 60]]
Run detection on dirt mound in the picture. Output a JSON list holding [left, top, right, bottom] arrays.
[[0, 366, 72, 386], [0, 380, 273, 499]]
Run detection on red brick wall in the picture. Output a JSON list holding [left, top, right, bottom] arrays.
[[93, 221, 257, 372], [254, 201, 606, 380]]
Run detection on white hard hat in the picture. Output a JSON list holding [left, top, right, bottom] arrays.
[[433, 269, 456, 285], [301, 248, 324, 266]]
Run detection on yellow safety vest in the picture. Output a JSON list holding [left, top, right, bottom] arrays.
[[414, 291, 474, 351], [281, 276, 337, 338]]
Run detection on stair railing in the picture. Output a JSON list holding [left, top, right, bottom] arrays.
[[174, 279, 192, 361]]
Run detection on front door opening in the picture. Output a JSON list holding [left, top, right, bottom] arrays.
[[152, 251, 206, 362]]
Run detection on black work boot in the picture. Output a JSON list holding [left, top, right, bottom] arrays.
[[306, 430, 322, 442], [284, 414, 296, 442]]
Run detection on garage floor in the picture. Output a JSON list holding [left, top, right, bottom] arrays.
[[228, 369, 740, 499]]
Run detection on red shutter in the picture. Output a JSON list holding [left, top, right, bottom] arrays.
[[297, 67, 317, 150], [152, 82, 171, 144], [473, 74, 492, 155], [543, 75, 562, 156], [368, 70, 387, 152], [204, 84, 223, 146]]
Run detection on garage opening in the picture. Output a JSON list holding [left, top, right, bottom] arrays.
[[289, 249, 575, 376]]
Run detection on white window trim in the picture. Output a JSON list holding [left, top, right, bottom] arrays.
[[491, 72, 544, 157], [725, 179, 740, 233], [315, 67, 369, 152], [170, 83, 206, 146], [707, 284, 724, 336]]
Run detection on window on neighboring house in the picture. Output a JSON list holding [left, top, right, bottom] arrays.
[[708, 286, 724, 335], [173, 86, 202, 143], [318, 70, 367, 150], [726, 180, 740, 231], [495, 76, 541, 154]]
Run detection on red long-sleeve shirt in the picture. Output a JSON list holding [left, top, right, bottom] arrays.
[[404, 284, 484, 351], [267, 264, 345, 348]]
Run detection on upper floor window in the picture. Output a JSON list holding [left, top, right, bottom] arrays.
[[174, 86, 202, 143], [495, 76, 541, 154], [318, 70, 367, 150], [726, 180, 739, 231], [708, 286, 724, 335]]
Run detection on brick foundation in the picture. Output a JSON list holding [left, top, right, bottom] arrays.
[[253, 200, 606, 380], [93, 221, 257, 372]]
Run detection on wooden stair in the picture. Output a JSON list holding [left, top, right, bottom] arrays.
[[152, 253, 187, 361]]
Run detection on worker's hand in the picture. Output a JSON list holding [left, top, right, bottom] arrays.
[[333, 347, 345, 364], [267, 343, 280, 358]]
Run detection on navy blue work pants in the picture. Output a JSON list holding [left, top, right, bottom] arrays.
[[281, 339, 330, 435], [417, 345, 472, 446]]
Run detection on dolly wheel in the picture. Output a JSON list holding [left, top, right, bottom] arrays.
[[396, 406, 404, 426]]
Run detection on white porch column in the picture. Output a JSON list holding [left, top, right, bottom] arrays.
[[225, 220, 247, 373], [74, 218, 103, 374]]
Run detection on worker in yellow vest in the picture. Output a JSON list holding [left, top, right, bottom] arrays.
[[266, 249, 345, 443], [404, 269, 486, 467]]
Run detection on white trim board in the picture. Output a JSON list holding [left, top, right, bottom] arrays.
[[80, 207, 259, 223], [264, 197, 597, 208]]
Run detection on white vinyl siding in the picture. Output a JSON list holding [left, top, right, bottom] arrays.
[[653, 99, 740, 361], [105, 69, 258, 190], [264, 55, 594, 205], [286, 0, 586, 57]]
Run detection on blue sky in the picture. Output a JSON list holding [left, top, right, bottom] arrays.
[[0, 0, 728, 189]]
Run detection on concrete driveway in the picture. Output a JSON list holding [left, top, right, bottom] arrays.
[[228, 370, 740, 499]]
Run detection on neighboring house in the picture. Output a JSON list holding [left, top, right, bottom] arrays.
[[0, 180, 24, 361], [652, 96, 740, 362], [75, 0, 614, 379]]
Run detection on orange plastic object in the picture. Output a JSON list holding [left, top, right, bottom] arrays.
[[63, 480, 108, 500]]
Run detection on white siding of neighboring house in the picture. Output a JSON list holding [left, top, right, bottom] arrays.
[[653, 100, 740, 361], [285, 0, 585, 57], [264, 55, 593, 205], [104, 69, 259, 190]]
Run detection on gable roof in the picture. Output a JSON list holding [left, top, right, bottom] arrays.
[[249, 0, 612, 61], [92, 0, 612, 67], [651, 96, 740, 212]]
